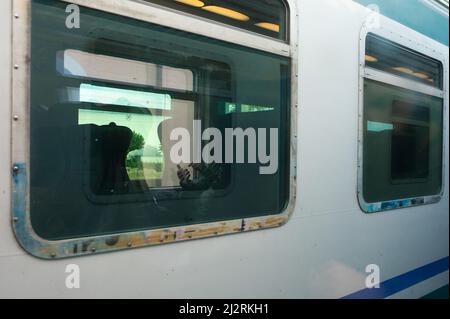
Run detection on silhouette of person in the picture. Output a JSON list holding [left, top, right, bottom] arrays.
[[97, 122, 132, 194]]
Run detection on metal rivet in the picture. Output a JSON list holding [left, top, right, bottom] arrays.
[[127, 242, 132, 247], [14, 65, 19, 70], [14, 14, 19, 19], [50, 253, 56, 258], [13, 217, 19, 223], [13, 115, 19, 121], [91, 247, 96, 252], [12, 166, 19, 173]]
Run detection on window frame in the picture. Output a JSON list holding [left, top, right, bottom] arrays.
[[358, 24, 447, 214], [11, 0, 298, 259], [142, 0, 291, 42]]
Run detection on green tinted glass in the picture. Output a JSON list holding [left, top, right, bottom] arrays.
[[30, 0, 290, 240], [145, 0, 288, 41], [366, 33, 443, 89], [363, 79, 443, 203]]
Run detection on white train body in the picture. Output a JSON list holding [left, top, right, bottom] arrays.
[[0, 0, 448, 298]]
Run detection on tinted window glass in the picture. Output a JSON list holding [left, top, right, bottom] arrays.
[[146, 0, 288, 41], [363, 80, 443, 203], [30, 1, 290, 240], [365, 33, 443, 89]]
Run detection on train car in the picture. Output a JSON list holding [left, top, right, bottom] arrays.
[[0, 0, 448, 299]]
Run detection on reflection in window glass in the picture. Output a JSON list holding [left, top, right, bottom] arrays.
[[363, 80, 443, 203], [78, 109, 170, 186], [80, 84, 172, 109], [224, 102, 274, 114], [145, 0, 288, 41], [365, 33, 443, 89], [30, 1, 290, 240], [391, 101, 431, 181], [61, 49, 194, 92]]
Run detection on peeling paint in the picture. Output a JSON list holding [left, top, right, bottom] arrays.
[[11, 158, 294, 259], [11, 162, 293, 259], [364, 196, 441, 214]]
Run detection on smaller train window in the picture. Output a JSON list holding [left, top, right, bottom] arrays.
[[359, 33, 445, 213], [365, 34, 443, 89], [144, 0, 289, 41]]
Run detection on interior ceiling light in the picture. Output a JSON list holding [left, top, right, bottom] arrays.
[[365, 54, 378, 63], [393, 67, 415, 74], [175, 0, 205, 7], [255, 22, 280, 33], [412, 72, 430, 79], [202, 6, 250, 21]]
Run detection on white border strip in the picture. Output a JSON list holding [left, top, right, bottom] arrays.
[[364, 67, 445, 98]]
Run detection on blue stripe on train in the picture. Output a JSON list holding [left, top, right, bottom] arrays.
[[343, 256, 449, 299]]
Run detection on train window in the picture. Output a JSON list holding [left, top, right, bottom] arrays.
[[360, 33, 444, 212], [363, 80, 443, 203], [29, 0, 290, 240], [145, 0, 288, 41], [365, 34, 443, 89]]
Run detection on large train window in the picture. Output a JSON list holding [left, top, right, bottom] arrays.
[[145, 0, 288, 41], [10, 0, 295, 258], [359, 33, 445, 213]]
